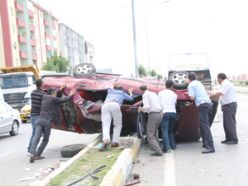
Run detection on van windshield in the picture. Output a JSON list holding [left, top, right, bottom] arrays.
[[0, 75, 28, 89]]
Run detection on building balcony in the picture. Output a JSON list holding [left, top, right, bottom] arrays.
[[30, 24, 35, 32], [16, 19, 25, 28], [18, 35, 26, 43], [15, 2, 24, 12], [46, 45, 53, 51], [28, 10, 34, 18], [31, 39, 36, 46], [19, 51, 28, 59], [32, 54, 38, 61]]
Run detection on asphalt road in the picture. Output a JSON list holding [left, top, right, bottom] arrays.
[[132, 93, 248, 186], [0, 124, 98, 186]]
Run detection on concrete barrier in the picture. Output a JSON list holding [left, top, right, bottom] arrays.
[[235, 86, 248, 94], [100, 137, 142, 186]]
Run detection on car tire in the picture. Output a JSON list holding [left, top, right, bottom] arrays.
[[73, 63, 96, 77], [169, 71, 189, 89], [22, 120, 27, 123], [9, 120, 19, 136], [60, 144, 86, 158]]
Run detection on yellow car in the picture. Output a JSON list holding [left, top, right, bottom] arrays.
[[20, 97, 31, 123]]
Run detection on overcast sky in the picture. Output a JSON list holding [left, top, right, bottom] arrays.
[[35, 0, 248, 77]]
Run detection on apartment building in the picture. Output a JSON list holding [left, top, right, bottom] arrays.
[[59, 23, 94, 68], [0, 0, 60, 68]]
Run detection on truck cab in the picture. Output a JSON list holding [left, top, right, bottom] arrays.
[[0, 66, 39, 110]]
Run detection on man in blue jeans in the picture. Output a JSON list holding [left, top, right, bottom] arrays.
[[29, 88, 75, 163], [28, 79, 46, 154], [158, 80, 177, 153], [187, 72, 215, 154]]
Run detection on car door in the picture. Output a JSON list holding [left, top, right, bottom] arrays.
[[0, 102, 13, 134]]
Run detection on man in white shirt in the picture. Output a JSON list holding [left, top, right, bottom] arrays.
[[158, 80, 177, 152], [210, 73, 238, 144], [139, 85, 163, 156]]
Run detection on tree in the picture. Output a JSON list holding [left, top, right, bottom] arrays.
[[149, 69, 157, 77], [138, 65, 147, 77], [43, 54, 69, 72]]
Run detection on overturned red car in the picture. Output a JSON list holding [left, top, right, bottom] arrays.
[[42, 63, 217, 142]]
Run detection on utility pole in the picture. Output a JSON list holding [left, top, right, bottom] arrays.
[[131, 0, 139, 78]]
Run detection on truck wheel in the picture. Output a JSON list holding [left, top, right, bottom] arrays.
[[60, 144, 86, 158], [9, 120, 19, 136], [73, 63, 96, 77]]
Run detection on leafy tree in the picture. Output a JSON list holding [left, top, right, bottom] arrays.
[[138, 65, 147, 77], [157, 74, 163, 80], [149, 69, 157, 77], [43, 54, 69, 72]]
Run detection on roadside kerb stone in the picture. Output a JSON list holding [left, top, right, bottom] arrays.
[[100, 137, 142, 186], [30, 134, 102, 186]]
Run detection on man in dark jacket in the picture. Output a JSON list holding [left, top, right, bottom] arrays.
[[29, 88, 75, 163]]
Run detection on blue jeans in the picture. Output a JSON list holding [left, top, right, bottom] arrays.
[[29, 118, 51, 156], [28, 115, 39, 152], [161, 112, 177, 150]]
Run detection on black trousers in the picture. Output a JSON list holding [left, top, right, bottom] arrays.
[[222, 102, 238, 141], [199, 103, 214, 150]]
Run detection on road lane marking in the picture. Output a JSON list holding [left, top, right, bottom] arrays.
[[0, 150, 14, 158], [164, 151, 176, 186]]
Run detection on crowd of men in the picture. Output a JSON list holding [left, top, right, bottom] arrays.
[[27, 72, 237, 162], [98, 72, 238, 155]]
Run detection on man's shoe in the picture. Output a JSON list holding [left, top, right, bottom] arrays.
[[202, 144, 206, 148], [202, 149, 215, 154], [99, 143, 109, 152], [151, 152, 163, 156], [225, 140, 238, 145], [111, 142, 119, 148], [162, 149, 168, 153], [221, 140, 230, 144], [34, 156, 45, 160], [30, 156, 35, 163]]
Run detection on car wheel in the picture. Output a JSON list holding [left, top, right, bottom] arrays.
[[60, 144, 86, 158], [22, 120, 27, 123], [9, 120, 19, 136], [169, 71, 189, 89], [73, 63, 96, 77]]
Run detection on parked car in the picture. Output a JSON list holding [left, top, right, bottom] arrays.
[[0, 101, 21, 136]]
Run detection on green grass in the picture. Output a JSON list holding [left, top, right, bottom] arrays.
[[49, 147, 122, 186]]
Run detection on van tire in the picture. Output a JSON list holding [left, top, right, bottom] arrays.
[[73, 63, 96, 77], [60, 144, 86, 158]]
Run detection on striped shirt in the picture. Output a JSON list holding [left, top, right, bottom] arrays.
[[31, 89, 46, 116]]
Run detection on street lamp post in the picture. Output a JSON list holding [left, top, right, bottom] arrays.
[[131, 0, 139, 78]]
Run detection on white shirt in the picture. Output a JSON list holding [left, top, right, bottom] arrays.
[[158, 89, 177, 113], [142, 90, 162, 113], [219, 79, 236, 105]]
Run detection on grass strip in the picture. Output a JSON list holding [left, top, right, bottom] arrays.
[[49, 147, 122, 186]]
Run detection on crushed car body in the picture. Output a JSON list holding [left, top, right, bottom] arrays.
[[42, 62, 217, 142]]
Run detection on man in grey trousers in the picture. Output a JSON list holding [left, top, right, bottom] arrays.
[[139, 85, 163, 156], [210, 73, 238, 144], [29, 88, 75, 163]]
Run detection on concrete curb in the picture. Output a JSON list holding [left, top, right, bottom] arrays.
[[30, 134, 102, 186], [100, 137, 142, 186]]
